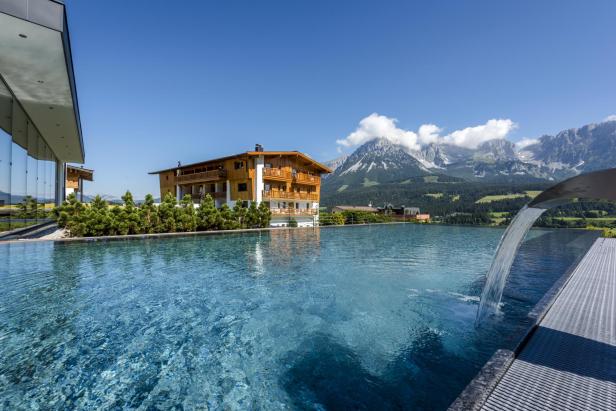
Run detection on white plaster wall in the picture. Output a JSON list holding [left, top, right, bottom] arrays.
[[255, 155, 264, 204]]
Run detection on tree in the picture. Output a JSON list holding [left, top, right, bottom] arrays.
[[157, 192, 177, 233], [120, 191, 143, 234], [85, 195, 113, 236], [175, 194, 197, 232], [245, 201, 260, 228], [219, 204, 238, 230], [232, 202, 247, 228], [257, 202, 272, 228], [197, 194, 219, 230], [140, 194, 160, 234]]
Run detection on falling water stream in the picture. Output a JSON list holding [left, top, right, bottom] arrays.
[[475, 205, 547, 324]]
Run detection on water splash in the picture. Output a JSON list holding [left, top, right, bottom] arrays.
[[476, 205, 546, 325]]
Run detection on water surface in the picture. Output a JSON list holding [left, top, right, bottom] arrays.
[[0, 224, 597, 410]]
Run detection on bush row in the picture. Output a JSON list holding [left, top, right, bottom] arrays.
[[53, 192, 271, 237], [319, 211, 393, 225]]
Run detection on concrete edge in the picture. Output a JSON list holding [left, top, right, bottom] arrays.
[[0, 221, 409, 245], [448, 233, 600, 410]]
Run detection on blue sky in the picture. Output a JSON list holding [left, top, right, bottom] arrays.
[[66, 0, 616, 198]]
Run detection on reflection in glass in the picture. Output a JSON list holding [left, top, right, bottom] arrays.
[[0, 130, 11, 232]]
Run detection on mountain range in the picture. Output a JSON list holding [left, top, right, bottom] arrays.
[[323, 119, 616, 196]]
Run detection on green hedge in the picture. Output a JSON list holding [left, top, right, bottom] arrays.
[[319, 211, 392, 225], [53, 192, 271, 237]]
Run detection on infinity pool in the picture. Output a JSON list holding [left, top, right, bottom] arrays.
[[0, 224, 597, 410]]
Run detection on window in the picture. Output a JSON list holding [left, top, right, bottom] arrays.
[[264, 184, 271, 191], [234, 161, 244, 170], [265, 163, 272, 168], [238, 183, 247, 192]]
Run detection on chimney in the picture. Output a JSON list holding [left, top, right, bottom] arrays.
[[255, 144, 263, 152]]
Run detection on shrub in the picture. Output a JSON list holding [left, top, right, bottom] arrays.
[[175, 194, 197, 232], [288, 218, 298, 227], [196, 194, 220, 230], [319, 212, 344, 225]]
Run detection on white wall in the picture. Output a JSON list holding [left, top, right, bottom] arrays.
[[255, 155, 264, 204]]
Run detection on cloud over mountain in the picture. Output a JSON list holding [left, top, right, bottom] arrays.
[[336, 113, 517, 151]]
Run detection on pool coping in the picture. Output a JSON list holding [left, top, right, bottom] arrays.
[[0, 221, 411, 245], [447, 232, 597, 410]]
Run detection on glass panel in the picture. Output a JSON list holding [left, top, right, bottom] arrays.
[[37, 135, 47, 221], [0, 82, 12, 232], [26, 122, 38, 222], [45, 146, 55, 215], [0, 130, 10, 232], [10, 102, 33, 230]]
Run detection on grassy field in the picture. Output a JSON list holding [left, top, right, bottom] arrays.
[[337, 185, 349, 192], [362, 178, 379, 187], [424, 193, 443, 199], [423, 176, 439, 183], [476, 190, 542, 204], [554, 217, 616, 223]]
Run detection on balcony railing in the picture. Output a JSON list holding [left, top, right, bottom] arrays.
[[293, 172, 320, 185], [263, 168, 292, 180], [270, 208, 317, 216], [262, 190, 318, 201], [176, 169, 227, 184]]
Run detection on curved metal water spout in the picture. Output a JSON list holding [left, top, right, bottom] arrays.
[[528, 168, 616, 209], [476, 167, 616, 325]]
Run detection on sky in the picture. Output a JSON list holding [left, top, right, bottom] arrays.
[[65, 0, 616, 198]]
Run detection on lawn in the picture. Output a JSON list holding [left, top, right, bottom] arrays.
[[475, 190, 541, 204]]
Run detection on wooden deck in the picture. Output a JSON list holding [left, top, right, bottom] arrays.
[[452, 237, 616, 410]]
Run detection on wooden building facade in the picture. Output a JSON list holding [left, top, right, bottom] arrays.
[[149, 146, 331, 227]]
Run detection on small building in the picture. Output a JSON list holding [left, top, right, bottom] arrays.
[[149, 145, 332, 227], [66, 165, 93, 201], [331, 205, 379, 214]]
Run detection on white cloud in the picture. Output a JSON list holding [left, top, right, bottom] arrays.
[[336, 113, 422, 151], [515, 138, 539, 150], [337, 114, 517, 151], [603, 114, 616, 122], [442, 119, 517, 149]]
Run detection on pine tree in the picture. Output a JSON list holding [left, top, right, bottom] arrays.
[[157, 192, 177, 233], [232, 202, 247, 228], [219, 204, 238, 230], [176, 194, 197, 232], [245, 201, 260, 228], [140, 194, 160, 234], [197, 194, 219, 230], [257, 202, 272, 228]]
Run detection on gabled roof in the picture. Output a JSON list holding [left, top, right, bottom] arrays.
[[66, 164, 93, 181], [149, 151, 332, 174]]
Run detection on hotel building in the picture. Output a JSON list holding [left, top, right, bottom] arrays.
[[150, 146, 332, 227], [0, 1, 85, 234]]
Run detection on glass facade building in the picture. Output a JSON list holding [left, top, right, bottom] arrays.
[[0, 79, 60, 232], [0, 1, 84, 234]]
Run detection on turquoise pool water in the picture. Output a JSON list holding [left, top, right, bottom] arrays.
[[0, 224, 597, 410]]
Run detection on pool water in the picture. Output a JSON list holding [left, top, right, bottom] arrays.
[[0, 224, 597, 410]]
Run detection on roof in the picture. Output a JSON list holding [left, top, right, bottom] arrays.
[[332, 206, 379, 212], [0, 0, 85, 163], [149, 151, 332, 175], [66, 164, 93, 181]]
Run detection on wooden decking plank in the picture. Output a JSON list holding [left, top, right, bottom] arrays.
[[481, 238, 616, 411]]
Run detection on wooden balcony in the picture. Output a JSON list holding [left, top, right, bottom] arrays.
[[270, 208, 317, 216], [263, 168, 292, 180], [176, 169, 227, 184], [293, 172, 320, 185], [262, 190, 319, 201]]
